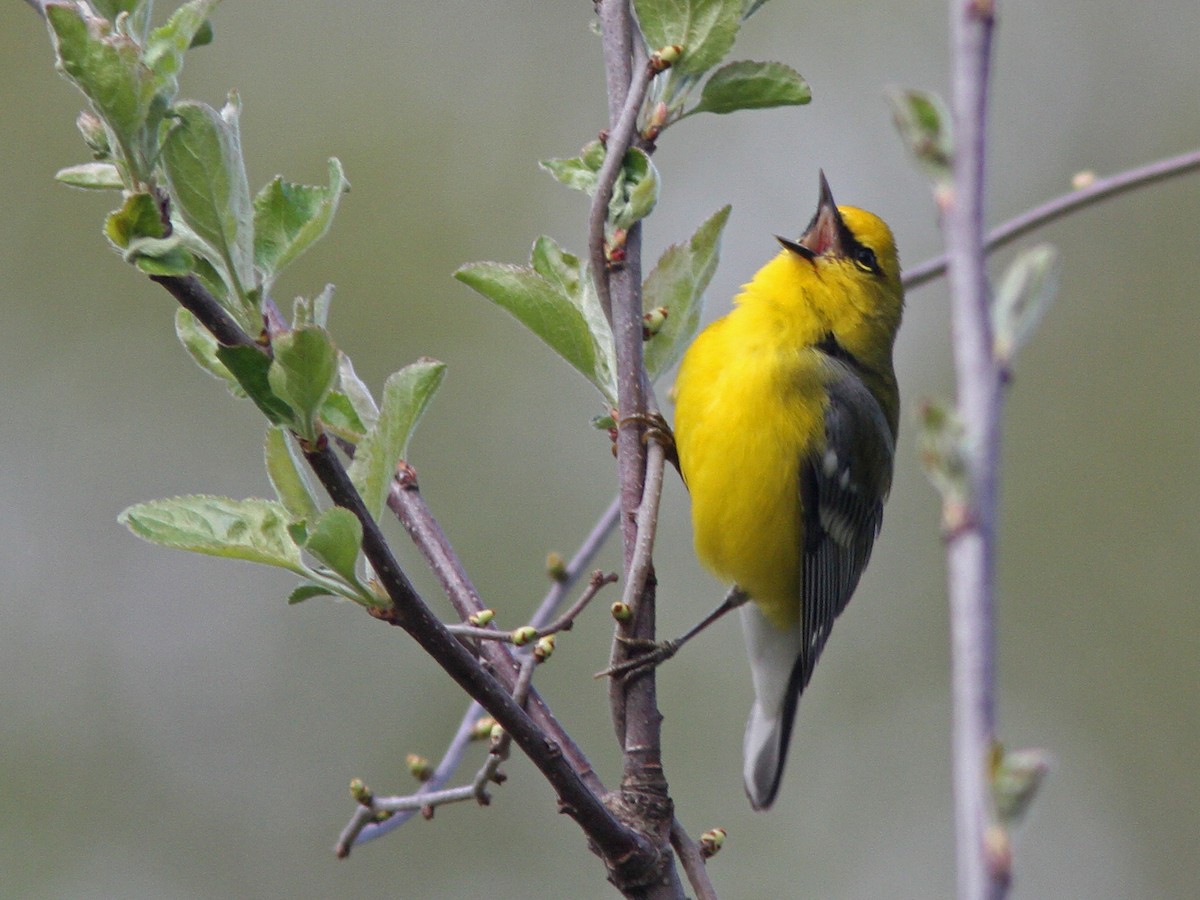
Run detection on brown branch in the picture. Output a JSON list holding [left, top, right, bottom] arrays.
[[670, 819, 719, 900], [150, 274, 260, 349], [347, 497, 621, 850], [144, 271, 654, 882]]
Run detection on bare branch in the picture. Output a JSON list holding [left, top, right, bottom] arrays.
[[670, 819, 720, 900], [347, 498, 621, 850], [904, 147, 1200, 291], [942, 1, 1005, 897]]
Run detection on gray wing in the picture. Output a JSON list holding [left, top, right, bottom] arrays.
[[741, 360, 897, 809], [796, 362, 896, 695]]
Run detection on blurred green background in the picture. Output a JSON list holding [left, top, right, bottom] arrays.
[[2, 2, 1198, 897]]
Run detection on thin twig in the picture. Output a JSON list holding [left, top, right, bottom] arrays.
[[145, 269, 648, 874], [340, 699, 486, 851], [384, 462, 604, 793], [670, 819, 719, 900], [527, 495, 622, 628], [903, 147, 1200, 291], [605, 436, 667, 707], [337, 655, 541, 856], [588, 39, 653, 322], [348, 498, 621, 850], [537, 570, 619, 637], [943, 1, 1004, 898]]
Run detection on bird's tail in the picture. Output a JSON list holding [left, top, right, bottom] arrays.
[[740, 602, 806, 810]]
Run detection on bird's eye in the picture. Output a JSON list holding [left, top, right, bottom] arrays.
[[853, 246, 879, 274]]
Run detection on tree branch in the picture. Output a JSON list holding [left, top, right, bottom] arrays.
[[904, 147, 1200, 291], [591, 4, 678, 896], [943, 1, 1005, 897], [144, 272, 654, 883], [346, 497, 621, 850]]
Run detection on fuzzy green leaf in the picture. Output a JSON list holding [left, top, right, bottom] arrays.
[[160, 99, 255, 302], [992, 244, 1060, 369], [268, 327, 338, 441], [887, 87, 954, 183], [690, 61, 811, 115], [335, 353, 379, 434], [129, 241, 194, 276], [104, 191, 166, 249], [302, 507, 363, 586], [264, 426, 320, 522], [643, 205, 731, 379], [319, 392, 368, 444], [456, 262, 599, 384], [175, 307, 241, 391], [144, 0, 222, 101], [288, 583, 335, 604], [92, 1, 146, 20], [610, 148, 660, 229], [253, 158, 349, 287], [539, 152, 600, 194], [56, 162, 124, 190], [216, 345, 294, 425], [46, 5, 157, 151], [119, 495, 305, 573], [348, 359, 446, 520], [634, 0, 741, 77]]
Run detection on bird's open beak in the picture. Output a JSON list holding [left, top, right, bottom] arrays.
[[777, 171, 846, 260]]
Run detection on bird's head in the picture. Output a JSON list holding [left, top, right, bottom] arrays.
[[777, 171, 902, 297]]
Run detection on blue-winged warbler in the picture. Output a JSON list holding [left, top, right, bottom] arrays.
[[673, 173, 903, 809]]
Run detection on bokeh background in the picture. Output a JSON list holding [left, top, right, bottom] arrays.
[[2, 1, 1198, 897]]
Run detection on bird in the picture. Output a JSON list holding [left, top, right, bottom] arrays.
[[672, 172, 904, 809]]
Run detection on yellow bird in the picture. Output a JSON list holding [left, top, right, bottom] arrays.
[[673, 173, 904, 809]]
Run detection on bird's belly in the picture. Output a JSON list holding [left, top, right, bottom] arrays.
[[678, 353, 825, 630]]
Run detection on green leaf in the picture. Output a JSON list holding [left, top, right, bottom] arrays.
[[578, 265, 617, 402], [991, 244, 1059, 370], [633, 0, 741, 77], [119, 495, 305, 573], [336, 353, 379, 434], [689, 61, 811, 116], [319, 391, 368, 444], [46, 5, 157, 163], [887, 87, 954, 184], [539, 146, 602, 194], [264, 426, 320, 522], [456, 262, 600, 387], [990, 745, 1051, 829], [288, 583, 335, 604], [531, 236, 582, 298], [348, 359, 446, 520], [160, 99, 255, 307], [104, 191, 165, 249], [268, 326, 339, 442], [56, 162, 124, 190], [176, 307, 240, 389], [144, 0, 222, 102], [917, 399, 970, 533], [128, 240, 193, 276], [610, 148, 660, 229], [253, 158, 349, 288], [643, 205, 731, 379], [292, 284, 334, 330], [92, 1, 147, 21], [216, 345, 295, 425], [302, 507, 363, 586]]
